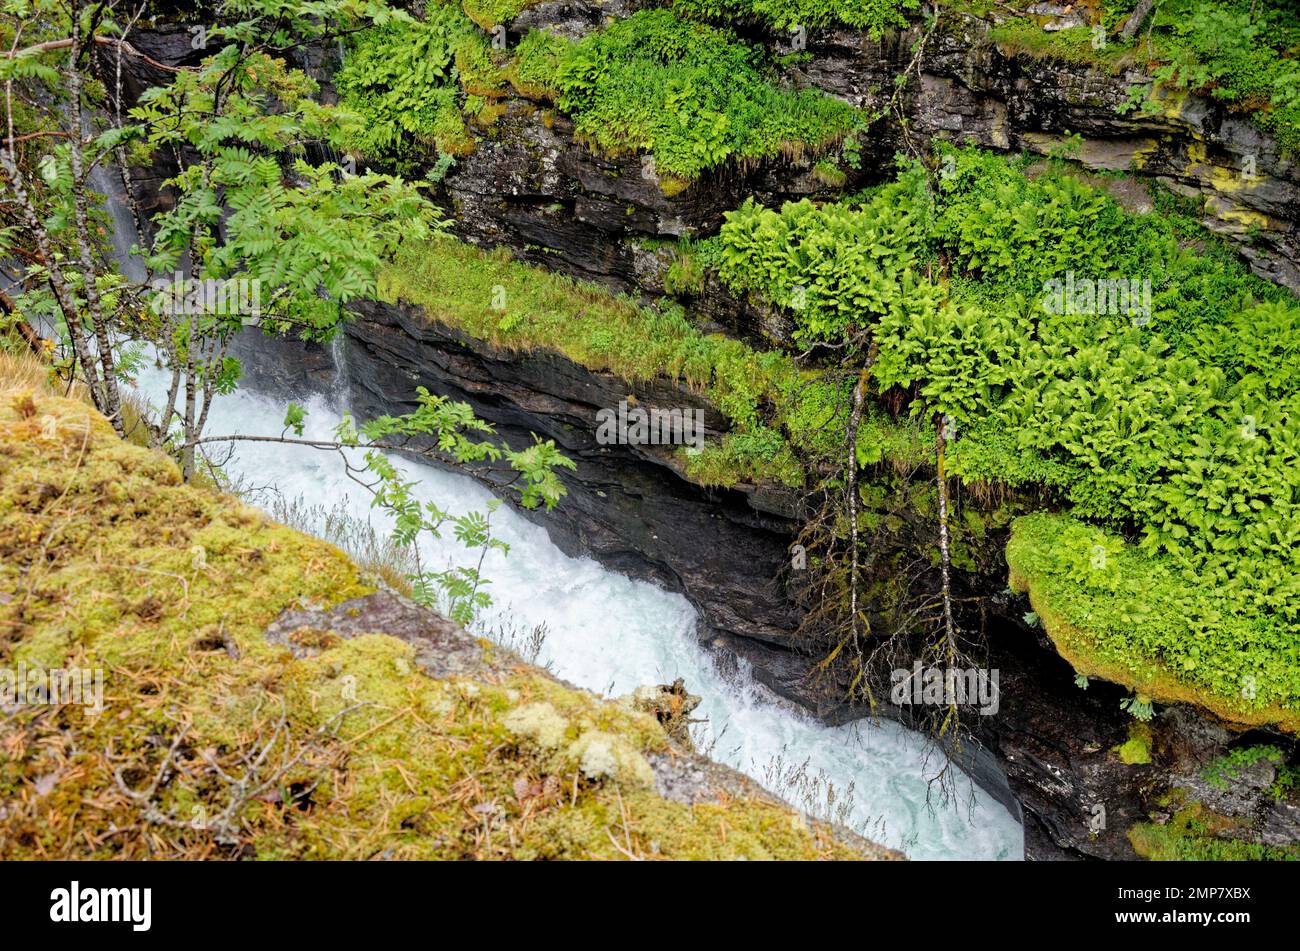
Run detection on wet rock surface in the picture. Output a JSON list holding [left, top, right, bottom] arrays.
[[341, 298, 804, 647], [266, 589, 516, 678], [446, 98, 869, 297]]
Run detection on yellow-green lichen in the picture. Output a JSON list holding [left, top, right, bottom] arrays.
[[1115, 722, 1153, 766], [504, 701, 571, 749]]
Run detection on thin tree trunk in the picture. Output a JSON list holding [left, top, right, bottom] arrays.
[[193, 334, 228, 448], [0, 150, 103, 400], [1120, 0, 1158, 41], [181, 310, 198, 480], [107, 3, 149, 261], [934, 414, 956, 661], [65, 7, 125, 434], [843, 342, 879, 640]]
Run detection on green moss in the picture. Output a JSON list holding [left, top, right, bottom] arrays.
[[988, 20, 1128, 72], [0, 380, 893, 861], [1202, 744, 1285, 790], [460, 0, 539, 29], [0, 391, 368, 677], [1129, 802, 1300, 861], [538, 10, 860, 180], [664, 245, 707, 296], [812, 160, 848, 188], [381, 236, 819, 487], [683, 427, 803, 489], [1115, 721, 1153, 765], [507, 26, 567, 100], [671, 0, 918, 36]]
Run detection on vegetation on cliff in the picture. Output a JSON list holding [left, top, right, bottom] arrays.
[[988, 0, 1300, 154], [339, 5, 863, 184], [671, 0, 918, 36], [335, 3, 507, 170], [336, 0, 1300, 182], [381, 138, 1300, 732], [380, 236, 809, 486], [517, 9, 860, 182], [443, 0, 1300, 161], [704, 146, 1300, 726]]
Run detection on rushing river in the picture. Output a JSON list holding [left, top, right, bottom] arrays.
[[129, 350, 1023, 861]]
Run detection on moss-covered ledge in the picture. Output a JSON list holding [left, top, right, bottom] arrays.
[[378, 235, 940, 492], [1006, 512, 1300, 734], [379, 235, 810, 488], [0, 372, 899, 860]]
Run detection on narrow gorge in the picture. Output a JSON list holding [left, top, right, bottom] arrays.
[[3, 0, 1299, 878]]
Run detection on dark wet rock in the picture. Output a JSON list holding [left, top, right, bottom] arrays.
[[341, 298, 803, 652], [510, 0, 651, 41], [446, 99, 869, 295], [1156, 706, 1235, 774], [266, 589, 520, 678]]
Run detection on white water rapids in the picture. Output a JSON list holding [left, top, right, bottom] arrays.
[[129, 354, 1024, 861]]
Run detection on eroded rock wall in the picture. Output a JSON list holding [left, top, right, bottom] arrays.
[[446, 7, 1299, 297]]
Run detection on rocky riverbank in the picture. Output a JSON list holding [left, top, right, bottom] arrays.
[[0, 361, 899, 860]]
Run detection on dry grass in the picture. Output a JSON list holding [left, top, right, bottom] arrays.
[[0, 347, 152, 447], [0, 349, 84, 398]]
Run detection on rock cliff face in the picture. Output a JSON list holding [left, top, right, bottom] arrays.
[[331, 299, 1111, 858], [342, 300, 802, 651], [338, 304, 1045, 837], [447, 6, 1300, 296]]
